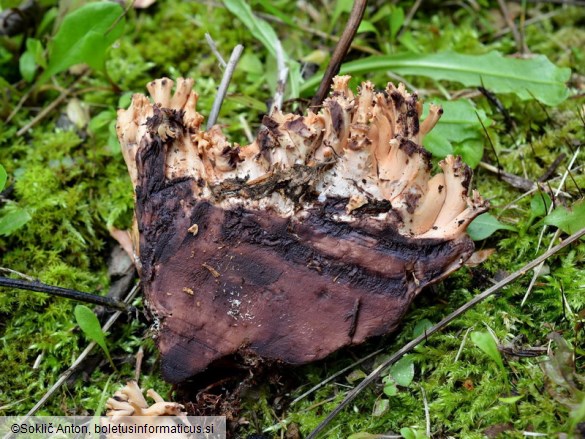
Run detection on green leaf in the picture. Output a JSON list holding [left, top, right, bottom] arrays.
[[412, 319, 433, 338], [19, 51, 37, 82], [383, 380, 398, 397], [223, 0, 278, 58], [301, 51, 570, 106], [400, 428, 426, 439], [389, 7, 405, 41], [372, 398, 389, 417], [428, 100, 492, 143], [422, 129, 453, 157], [544, 199, 585, 235], [397, 32, 422, 54], [530, 192, 552, 218], [330, 0, 353, 32], [571, 397, 585, 427], [470, 331, 504, 370], [454, 138, 484, 168], [0, 207, 32, 236], [499, 395, 524, 404], [346, 369, 367, 383], [88, 110, 116, 135], [37, 7, 58, 37], [254, 0, 296, 27], [40, 2, 125, 82], [467, 213, 516, 241], [227, 94, 268, 112], [400, 427, 416, 439], [223, 0, 301, 98], [422, 99, 492, 167], [93, 376, 113, 416], [20, 38, 45, 81], [390, 357, 415, 387], [357, 20, 378, 35], [74, 304, 113, 366], [347, 433, 381, 439], [89, 375, 113, 436], [527, 191, 553, 227], [0, 164, 6, 192], [28, 37, 46, 68]]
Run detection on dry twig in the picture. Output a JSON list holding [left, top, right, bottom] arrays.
[[396, 0, 423, 39], [206, 44, 244, 129], [310, 0, 367, 108], [0, 267, 36, 282], [422, 386, 430, 437], [16, 72, 88, 136], [205, 33, 227, 68], [496, 0, 525, 53], [271, 38, 288, 113], [0, 276, 135, 312], [521, 146, 581, 306], [290, 348, 384, 405]]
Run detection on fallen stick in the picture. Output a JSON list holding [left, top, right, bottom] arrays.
[[0, 276, 135, 312], [206, 44, 244, 129], [310, 0, 367, 108]]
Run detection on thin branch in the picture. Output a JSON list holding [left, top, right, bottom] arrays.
[[206, 44, 244, 130], [6, 85, 34, 123], [16, 71, 88, 136], [22, 282, 141, 418], [310, 0, 367, 108], [290, 347, 384, 406], [509, 0, 585, 5], [0, 267, 36, 282], [538, 153, 566, 183], [479, 161, 534, 193], [496, 0, 524, 53], [497, 164, 584, 215], [205, 33, 227, 68], [238, 114, 254, 143], [478, 161, 571, 198], [16, 89, 70, 136], [257, 12, 380, 55], [307, 226, 585, 438], [454, 326, 474, 363], [494, 9, 561, 38], [396, 0, 423, 39], [271, 38, 288, 114], [135, 346, 144, 383], [521, 146, 581, 306], [0, 277, 135, 313], [421, 386, 430, 437]]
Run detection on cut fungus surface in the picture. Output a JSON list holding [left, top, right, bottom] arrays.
[[117, 76, 488, 383]]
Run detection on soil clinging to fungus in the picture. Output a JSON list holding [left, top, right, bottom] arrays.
[[117, 76, 489, 383]]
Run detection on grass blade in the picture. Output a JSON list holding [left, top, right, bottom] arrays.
[[301, 51, 570, 106], [223, 0, 301, 98]]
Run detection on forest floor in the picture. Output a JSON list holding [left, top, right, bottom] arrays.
[[0, 1, 584, 438]]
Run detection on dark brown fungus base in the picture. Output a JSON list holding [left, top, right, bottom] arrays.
[[117, 76, 488, 383]]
